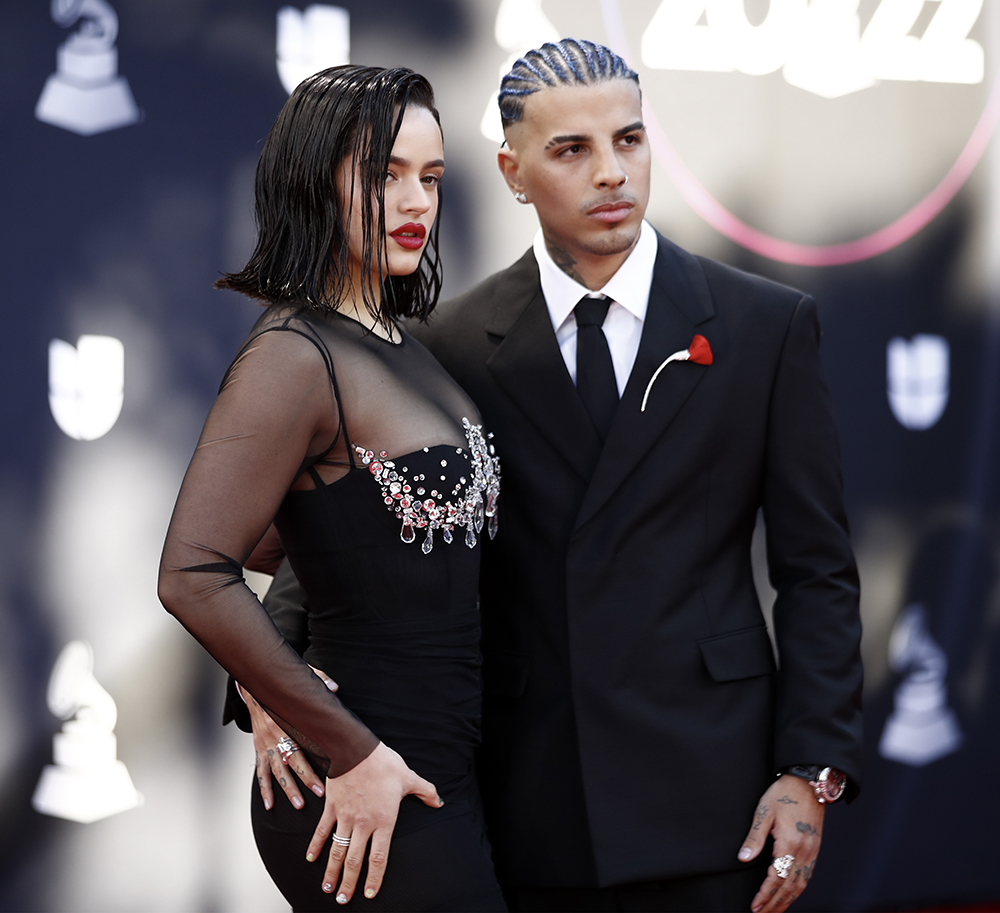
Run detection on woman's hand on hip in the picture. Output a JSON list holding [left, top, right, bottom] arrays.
[[306, 741, 443, 904]]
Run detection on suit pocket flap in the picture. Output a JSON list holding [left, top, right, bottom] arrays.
[[698, 627, 776, 682], [482, 649, 530, 698]]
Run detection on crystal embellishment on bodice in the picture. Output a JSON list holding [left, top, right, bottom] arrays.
[[354, 418, 500, 554]]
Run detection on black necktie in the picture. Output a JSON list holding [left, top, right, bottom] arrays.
[[575, 296, 618, 440]]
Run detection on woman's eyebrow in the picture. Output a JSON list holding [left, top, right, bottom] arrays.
[[388, 155, 446, 169]]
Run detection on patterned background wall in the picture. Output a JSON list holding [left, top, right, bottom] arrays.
[[1, 2, 997, 910]]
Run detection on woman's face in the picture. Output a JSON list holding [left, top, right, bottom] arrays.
[[337, 104, 445, 282]]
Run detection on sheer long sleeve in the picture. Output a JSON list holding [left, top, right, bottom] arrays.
[[159, 325, 379, 776]]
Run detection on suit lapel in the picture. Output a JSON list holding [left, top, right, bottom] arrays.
[[575, 234, 716, 530], [485, 253, 603, 482]]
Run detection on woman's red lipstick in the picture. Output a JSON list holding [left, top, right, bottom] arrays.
[[390, 223, 427, 250]]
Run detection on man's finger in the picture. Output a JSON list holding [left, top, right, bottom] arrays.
[[269, 748, 304, 809], [289, 752, 325, 797], [255, 750, 274, 811], [738, 799, 773, 861]]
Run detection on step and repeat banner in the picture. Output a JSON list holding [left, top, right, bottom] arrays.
[[1, 2, 998, 910]]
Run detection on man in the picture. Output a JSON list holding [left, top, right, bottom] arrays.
[[241, 38, 862, 913]]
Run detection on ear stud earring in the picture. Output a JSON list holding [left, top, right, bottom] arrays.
[[514, 192, 528, 204]]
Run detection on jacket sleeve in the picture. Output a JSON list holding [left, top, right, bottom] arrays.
[[762, 296, 863, 799]]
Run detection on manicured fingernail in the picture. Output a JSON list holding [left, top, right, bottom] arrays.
[[739, 847, 753, 861], [292, 796, 303, 809], [321, 882, 331, 892], [337, 893, 348, 904], [365, 888, 375, 898], [325, 679, 338, 691], [306, 853, 316, 863], [264, 798, 272, 810], [312, 784, 324, 796]]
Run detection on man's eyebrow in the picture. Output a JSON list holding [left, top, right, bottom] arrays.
[[543, 122, 646, 150], [614, 121, 645, 137], [544, 133, 590, 150], [388, 155, 446, 169]]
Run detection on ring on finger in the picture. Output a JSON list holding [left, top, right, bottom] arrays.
[[773, 854, 795, 879], [276, 736, 299, 764], [332, 834, 351, 847]]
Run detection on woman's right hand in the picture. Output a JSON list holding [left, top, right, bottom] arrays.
[[241, 665, 336, 810], [306, 741, 442, 904]]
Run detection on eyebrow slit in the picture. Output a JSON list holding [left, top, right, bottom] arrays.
[[544, 133, 590, 150]]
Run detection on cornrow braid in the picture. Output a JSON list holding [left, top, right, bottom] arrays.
[[498, 38, 639, 130]]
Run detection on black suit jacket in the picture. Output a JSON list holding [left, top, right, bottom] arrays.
[[411, 232, 862, 888]]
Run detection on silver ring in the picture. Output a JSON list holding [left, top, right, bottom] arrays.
[[773, 854, 795, 879], [276, 736, 299, 764], [332, 834, 352, 847]]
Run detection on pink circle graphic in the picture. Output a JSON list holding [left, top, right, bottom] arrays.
[[600, 0, 1000, 267]]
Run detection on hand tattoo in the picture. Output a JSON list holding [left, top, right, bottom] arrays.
[[776, 795, 798, 804], [796, 821, 819, 836], [753, 803, 769, 830]]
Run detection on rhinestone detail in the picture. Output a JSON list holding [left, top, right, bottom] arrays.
[[354, 418, 500, 552]]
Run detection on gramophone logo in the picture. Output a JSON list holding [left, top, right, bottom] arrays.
[[35, 0, 140, 136], [48, 335, 125, 441], [879, 603, 963, 766], [32, 641, 142, 823], [276, 4, 350, 95], [886, 334, 949, 431]]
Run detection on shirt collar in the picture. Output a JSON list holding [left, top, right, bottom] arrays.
[[534, 219, 656, 330]]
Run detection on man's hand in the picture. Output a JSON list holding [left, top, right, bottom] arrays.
[[240, 666, 337, 811], [737, 774, 825, 913], [305, 741, 443, 904]]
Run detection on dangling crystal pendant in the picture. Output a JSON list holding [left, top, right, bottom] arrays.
[[474, 500, 484, 534], [400, 521, 416, 544], [421, 527, 434, 555], [465, 527, 477, 548], [488, 514, 498, 540], [485, 492, 497, 517], [443, 528, 453, 544]]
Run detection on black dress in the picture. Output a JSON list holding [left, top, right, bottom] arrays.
[[159, 305, 504, 912]]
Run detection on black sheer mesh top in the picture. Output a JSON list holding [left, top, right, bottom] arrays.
[[159, 305, 499, 781]]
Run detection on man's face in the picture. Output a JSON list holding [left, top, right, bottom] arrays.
[[500, 79, 650, 269]]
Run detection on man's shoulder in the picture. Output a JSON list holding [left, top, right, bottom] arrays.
[[431, 247, 539, 335], [700, 254, 809, 304]]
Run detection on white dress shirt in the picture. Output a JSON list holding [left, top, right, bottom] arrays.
[[534, 219, 656, 397]]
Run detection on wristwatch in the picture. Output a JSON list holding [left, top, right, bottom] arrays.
[[780, 765, 847, 804]]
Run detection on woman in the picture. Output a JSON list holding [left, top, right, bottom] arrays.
[[158, 65, 504, 911]]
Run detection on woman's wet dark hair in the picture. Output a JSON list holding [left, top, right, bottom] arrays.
[[216, 65, 443, 326]]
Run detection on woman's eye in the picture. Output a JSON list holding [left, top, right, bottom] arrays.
[[422, 174, 441, 186]]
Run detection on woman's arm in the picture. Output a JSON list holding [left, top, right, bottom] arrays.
[[159, 327, 441, 902]]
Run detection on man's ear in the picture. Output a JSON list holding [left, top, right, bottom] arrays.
[[497, 145, 524, 199]]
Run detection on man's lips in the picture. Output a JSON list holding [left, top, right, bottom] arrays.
[[586, 200, 635, 225], [389, 223, 427, 250]]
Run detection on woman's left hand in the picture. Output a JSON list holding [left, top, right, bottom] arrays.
[[306, 741, 443, 904]]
